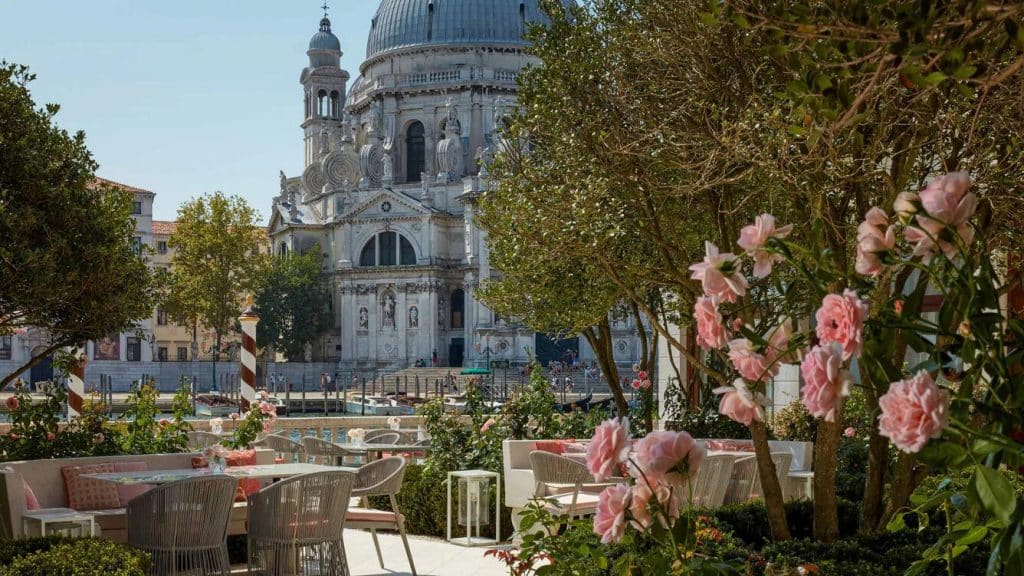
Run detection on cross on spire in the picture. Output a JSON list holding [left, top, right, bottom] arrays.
[[322, 2, 330, 18]]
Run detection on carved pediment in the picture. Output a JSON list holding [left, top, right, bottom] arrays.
[[341, 190, 429, 221]]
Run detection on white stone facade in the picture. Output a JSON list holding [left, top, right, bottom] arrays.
[[269, 5, 644, 373]]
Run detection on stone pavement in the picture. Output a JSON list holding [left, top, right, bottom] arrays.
[[232, 529, 509, 575]]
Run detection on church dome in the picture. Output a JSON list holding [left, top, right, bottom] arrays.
[[365, 0, 574, 59], [309, 17, 342, 52]]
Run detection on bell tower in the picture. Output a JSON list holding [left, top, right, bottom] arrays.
[[301, 4, 350, 168]]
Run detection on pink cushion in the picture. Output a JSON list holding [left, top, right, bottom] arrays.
[[534, 441, 566, 455], [192, 450, 259, 502], [62, 463, 121, 511], [346, 508, 398, 523], [562, 442, 589, 454], [24, 482, 40, 511], [112, 462, 151, 506]]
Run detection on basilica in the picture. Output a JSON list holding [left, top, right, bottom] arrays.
[[268, 0, 645, 372]]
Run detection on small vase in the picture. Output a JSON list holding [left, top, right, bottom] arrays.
[[390, 422, 401, 431], [210, 460, 227, 474], [210, 422, 223, 435]]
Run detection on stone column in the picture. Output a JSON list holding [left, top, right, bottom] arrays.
[[369, 287, 379, 369]]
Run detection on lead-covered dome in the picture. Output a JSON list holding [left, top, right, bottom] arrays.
[[309, 17, 342, 52], [365, 0, 574, 59]]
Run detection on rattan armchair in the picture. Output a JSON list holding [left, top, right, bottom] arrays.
[[346, 457, 416, 575], [301, 436, 359, 466], [252, 434, 306, 464], [127, 475, 237, 576], [529, 450, 611, 518], [186, 431, 224, 451], [725, 452, 793, 504], [247, 470, 356, 576], [364, 429, 409, 445], [686, 453, 736, 508]]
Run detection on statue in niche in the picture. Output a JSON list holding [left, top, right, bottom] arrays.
[[409, 306, 419, 329], [438, 296, 448, 328], [382, 292, 397, 330], [358, 307, 369, 330], [382, 152, 394, 185]]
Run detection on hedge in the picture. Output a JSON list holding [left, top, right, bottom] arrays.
[[0, 537, 149, 576]]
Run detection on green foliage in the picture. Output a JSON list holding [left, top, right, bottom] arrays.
[[0, 537, 150, 576], [667, 407, 751, 440], [116, 379, 191, 455], [367, 463, 450, 538], [163, 191, 265, 353], [225, 397, 276, 450], [768, 399, 816, 442], [713, 499, 861, 548], [0, 62, 156, 389], [254, 246, 331, 360]]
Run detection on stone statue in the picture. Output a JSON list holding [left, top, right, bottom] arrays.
[[409, 306, 419, 329], [318, 124, 331, 157], [358, 307, 369, 330], [476, 146, 493, 177], [382, 151, 394, 186], [382, 292, 397, 329], [304, 342, 313, 362]]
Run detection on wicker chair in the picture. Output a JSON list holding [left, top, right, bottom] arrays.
[[346, 457, 416, 576], [529, 451, 611, 518], [186, 431, 224, 451], [127, 475, 237, 576], [247, 470, 356, 576], [686, 453, 736, 508], [364, 430, 408, 445], [252, 434, 306, 464], [725, 452, 793, 504], [301, 436, 359, 466]]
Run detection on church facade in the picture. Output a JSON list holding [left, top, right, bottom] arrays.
[[268, 1, 645, 372]]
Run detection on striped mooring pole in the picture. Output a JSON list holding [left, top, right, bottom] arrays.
[[239, 296, 259, 412], [67, 347, 87, 419]]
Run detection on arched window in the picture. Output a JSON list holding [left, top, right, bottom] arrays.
[[359, 231, 417, 267], [317, 89, 328, 117], [451, 289, 465, 330], [330, 90, 341, 119], [406, 122, 425, 183]]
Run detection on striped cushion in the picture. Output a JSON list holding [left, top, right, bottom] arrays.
[[346, 508, 399, 523]]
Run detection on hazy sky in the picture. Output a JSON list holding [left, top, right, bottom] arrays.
[[0, 1, 378, 221]]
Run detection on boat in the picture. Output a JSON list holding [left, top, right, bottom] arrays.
[[443, 395, 503, 414], [346, 394, 404, 416], [264, 395, 288, 416], [195, 393, 239, 417], [388, 394, 425, 415]]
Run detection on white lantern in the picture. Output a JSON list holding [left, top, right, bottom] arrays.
[[446, 470, 501, 546]]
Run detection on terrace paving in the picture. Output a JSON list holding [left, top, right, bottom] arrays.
[[231, 529, 508, 575]]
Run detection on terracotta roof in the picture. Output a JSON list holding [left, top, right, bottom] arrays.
[[152, 220, 178, 235], [90, 177, 154, 195]]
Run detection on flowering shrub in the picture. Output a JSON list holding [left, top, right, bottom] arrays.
[[688, 172, 1022, 569], [116, 378, 191, 455], [225, 391, 277, 449]]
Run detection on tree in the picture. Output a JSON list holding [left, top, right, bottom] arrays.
[[497, 0, 1024, 543], [164, 192, 265, 360], [254, 247, 331, 361], [0, 62, 155, 388]]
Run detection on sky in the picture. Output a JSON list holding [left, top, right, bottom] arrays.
[[0, 0, 378, 221]]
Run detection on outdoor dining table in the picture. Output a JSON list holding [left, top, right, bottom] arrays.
[[81, 463, 355, 485], [332, 442, 432, 461]]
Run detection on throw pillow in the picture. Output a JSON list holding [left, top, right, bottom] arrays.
[[62, 463, 120, 511]]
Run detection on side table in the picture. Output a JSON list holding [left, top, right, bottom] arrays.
[[446, 469, 501, 546], [22, 508, 97, 538]]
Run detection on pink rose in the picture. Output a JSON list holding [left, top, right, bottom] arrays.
[[919, 172, 975, 226], [766, 318, 795, 364], [5, 397, 19, 411], [92, 433, 105, 445], [259, 401, 276, 416], [593, 484, 630, 544], [800, 344, 849, 422], [631, 378, 652, 390], [586, 418, 632, 482], [637, 371, 648, 381], [815, 290, 868, 360], [906, 172, 977, 260], [893, 191, 919, 225], [855, 207, 896, 277], [46, 432, 56, 442], [8, 433, 19, 440], [694, 296, 730, 351], [629, 479, 682, 530], [737, 214, 793, 278], [228, 412, 240, 420], [481, 418, 496, 432], [631, 430, 704, 484], [714, 380, 765, 426], [844, 427, 856, 438], [158, 418, 170, 428], [728, 339, 776, 382], [688, 242, 748, 303], [262, 420, 274, 434], [878, 371, 950, 454]]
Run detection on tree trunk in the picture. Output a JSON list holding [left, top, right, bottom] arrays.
[[860, 379, 889, 531], [813, 418, 842, 541], [0, 342, 66, 390], [880, 453, 927, 529], [750, 420, 791, 541], [583, 321, 627, 417], [631, 301, 653, 433]]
